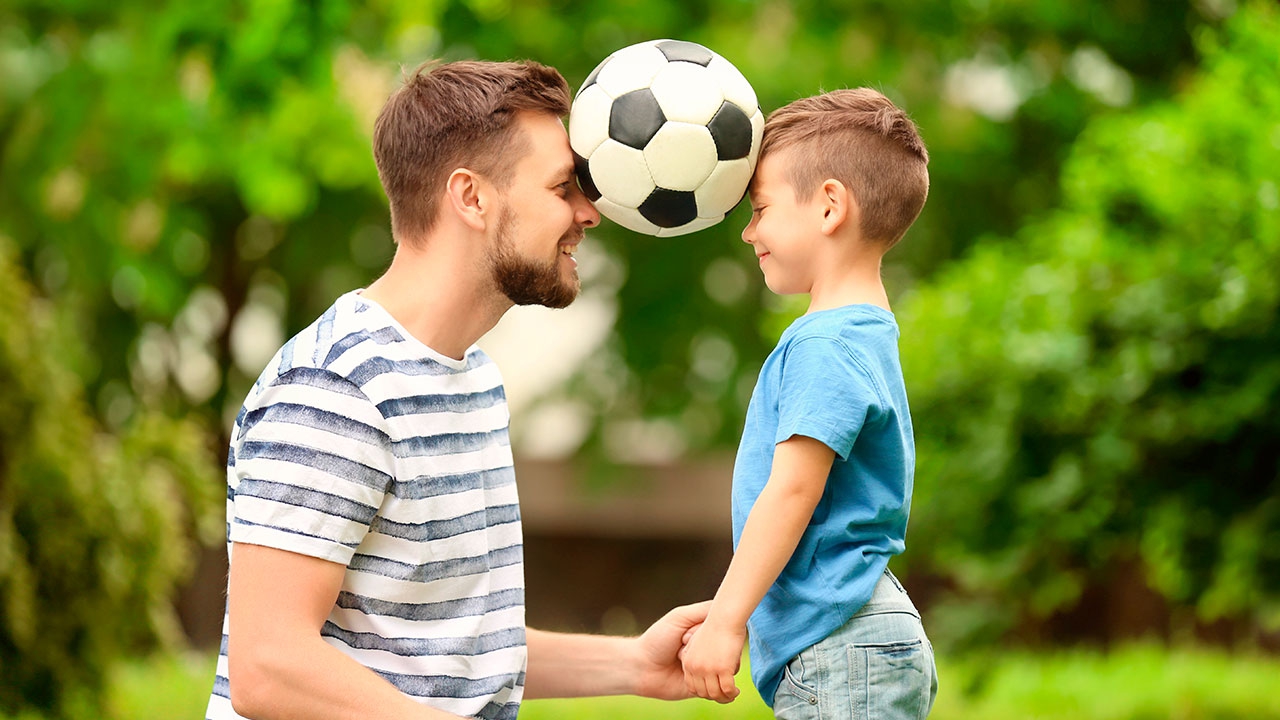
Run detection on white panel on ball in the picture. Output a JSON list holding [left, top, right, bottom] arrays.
[[749, 109, 765, 163], [568, 85, 615, 157], [595, 44, 669, 98], [695, 158, 753, 217], [594, 197, 662, 235], [588, 140, 656, 208], [643, 123, 718, 191], [707, 56, 758, 115], [657, 215, 724, 237], [650, 62, 726, 125], [570, 38, 762, 237]]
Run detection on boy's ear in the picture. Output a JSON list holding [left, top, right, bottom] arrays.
[[445, 168, 491, 232], [818, 178, 856, 236]]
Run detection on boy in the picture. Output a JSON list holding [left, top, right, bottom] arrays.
[[680, 88, 938, 719]]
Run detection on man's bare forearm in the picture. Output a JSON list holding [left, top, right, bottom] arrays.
[[523, 629, 643, 699]]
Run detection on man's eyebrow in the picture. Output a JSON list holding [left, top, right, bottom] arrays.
[[551, 163, 576, 183]]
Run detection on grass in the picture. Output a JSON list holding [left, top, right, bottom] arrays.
[[11, 644, 1279, 719], [108, 652, 217, 720]]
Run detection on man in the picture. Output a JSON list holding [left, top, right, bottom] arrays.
[[205, 59, 710, 720]]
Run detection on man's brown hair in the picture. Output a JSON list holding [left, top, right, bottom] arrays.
[[373, 60, 571, 243], [760, 88, 929, 247]]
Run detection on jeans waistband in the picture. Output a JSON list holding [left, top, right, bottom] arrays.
[[852, 568, 921, 619]]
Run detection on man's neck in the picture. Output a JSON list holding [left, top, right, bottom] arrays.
[[360, 239, 511, 361]]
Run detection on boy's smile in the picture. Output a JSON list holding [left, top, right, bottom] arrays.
[[742, 150, 819, 296]]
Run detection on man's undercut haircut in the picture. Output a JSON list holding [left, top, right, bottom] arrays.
[[373, 59, 571, 244], [761, 88, 930, 248]]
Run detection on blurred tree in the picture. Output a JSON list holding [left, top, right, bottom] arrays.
[[0, 3, 1261, 698], [897, 1, 1280, 650], [0, 0, 1217, 460], [0, 237, 220, 719]]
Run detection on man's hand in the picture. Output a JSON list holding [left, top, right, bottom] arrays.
[[631, 601, 714, 700]]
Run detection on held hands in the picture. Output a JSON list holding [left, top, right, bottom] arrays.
[[632, 601, 714, 700], [679, 618, 746, 703]]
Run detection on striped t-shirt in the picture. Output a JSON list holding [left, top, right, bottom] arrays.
[[206, 290, 526, 720]]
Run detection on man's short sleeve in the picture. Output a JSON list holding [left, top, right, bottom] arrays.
[[228, 367, 395, 565], [775, 337, 880, 460]]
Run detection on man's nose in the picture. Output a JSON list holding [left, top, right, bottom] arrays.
[[575, 190, 600, 228]]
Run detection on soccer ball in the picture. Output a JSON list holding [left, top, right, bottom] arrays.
[[569, 39, 764, 237]]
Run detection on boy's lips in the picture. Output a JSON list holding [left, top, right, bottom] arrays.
[[756, 252, 770, 262]]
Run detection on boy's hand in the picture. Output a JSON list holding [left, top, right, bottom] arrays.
[[680, 618, 745, 703]]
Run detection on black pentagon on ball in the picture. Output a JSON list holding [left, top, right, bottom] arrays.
[[609, 89, 667, 150], [656, 40, 714, 67], [708, 102, 754, 160], [578, 57, 607, 95], [639, 188, 699, 228], [573, 151, 601, 201]]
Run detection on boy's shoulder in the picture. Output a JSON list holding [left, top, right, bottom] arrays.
[[781, 304, 899, 347]]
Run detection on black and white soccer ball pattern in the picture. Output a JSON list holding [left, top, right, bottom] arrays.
[[569, 39, 763, 237]]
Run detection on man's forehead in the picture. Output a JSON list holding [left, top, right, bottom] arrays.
[[513, 113, 574, 176]]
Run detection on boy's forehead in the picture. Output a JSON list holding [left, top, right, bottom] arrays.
[[750, 152, 790, 196]]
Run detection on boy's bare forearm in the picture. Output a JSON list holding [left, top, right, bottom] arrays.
[[707, 436, 834, 629]]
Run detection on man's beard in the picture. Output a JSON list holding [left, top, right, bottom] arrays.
[[489, 207, 580, 309]]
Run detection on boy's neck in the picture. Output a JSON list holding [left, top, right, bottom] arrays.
[[805, 246, 891, 315]]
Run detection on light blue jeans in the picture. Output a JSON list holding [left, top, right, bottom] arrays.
[[772, 569, 938, 720]]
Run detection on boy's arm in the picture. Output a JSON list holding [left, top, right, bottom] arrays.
[[680, 435, 835, 703]]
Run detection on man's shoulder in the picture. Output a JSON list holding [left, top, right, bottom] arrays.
[[238, 293, 393, 404]]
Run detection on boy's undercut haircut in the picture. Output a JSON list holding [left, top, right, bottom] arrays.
[[373, 59, 571, 244], [761, 88, 929, 248]]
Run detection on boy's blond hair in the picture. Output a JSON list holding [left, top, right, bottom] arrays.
[[760, 88, 929, 248]]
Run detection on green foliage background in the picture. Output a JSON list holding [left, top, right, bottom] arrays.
[[0, 0, 1277, 715], [0, 239, 219, 718], [898, 3, 1280, 649]]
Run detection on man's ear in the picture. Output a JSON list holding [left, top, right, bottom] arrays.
[[818, 178, 854, 236], [445, 168, 490, 232]]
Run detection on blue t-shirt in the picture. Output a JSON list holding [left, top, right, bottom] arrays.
[[732, 304, 915, 705]]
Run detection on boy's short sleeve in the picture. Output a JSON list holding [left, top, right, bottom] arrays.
[[228, 367, 396, 565], [775, 337, 880, 461]]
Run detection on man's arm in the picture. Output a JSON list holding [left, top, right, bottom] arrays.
[[523, 601, 712, 701], [226, 542, 463, 720], [679, 435, 835, 703]]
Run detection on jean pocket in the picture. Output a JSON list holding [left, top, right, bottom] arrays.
[[773, 653, 819, 718], [848, 639, 933, 720]]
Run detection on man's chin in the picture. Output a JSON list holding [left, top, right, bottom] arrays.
[[506, 279, 579, 309], [533, 284, 579, 309]]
